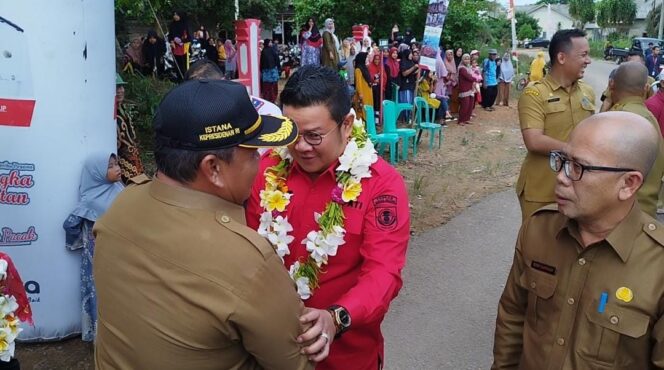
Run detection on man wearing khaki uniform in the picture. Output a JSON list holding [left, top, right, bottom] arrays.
[[608, 61, 664, 217], [517, 29, 595, 221], [94, 80, 314, 370], [493, 112, 664, 369]]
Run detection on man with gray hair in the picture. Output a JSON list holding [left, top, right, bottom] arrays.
[[321, 18, 340, 69], [608, 61, 664, 217], [493, 111, 664, 368]]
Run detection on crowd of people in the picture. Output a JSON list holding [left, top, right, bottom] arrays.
[[54, 15, 664, 368]]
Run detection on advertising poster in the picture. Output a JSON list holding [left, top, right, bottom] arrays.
[[1, 1, 116, 340], [420, 0, 450, 71]]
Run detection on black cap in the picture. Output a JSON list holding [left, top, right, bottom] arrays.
[[153, 80, 298, 150]]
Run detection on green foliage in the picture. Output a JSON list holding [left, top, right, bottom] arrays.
[[569, 0, 595, 26], [115, 0, 287, 36], [596, 0, 636, 31], [647, 4, 661, 37], [122, 74, 175, 154], [515, 12, 542, 38], [536, 0, 568, 4], [292, 0, 427, 41], [518, 24, 537, 40], [441, 0, 490, 50]]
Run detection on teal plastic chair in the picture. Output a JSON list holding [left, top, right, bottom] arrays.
[[390, 83, 414, 121], [364, 105, 400, 165], [382, 100, 417, 160], [414, 97, 443, 150]]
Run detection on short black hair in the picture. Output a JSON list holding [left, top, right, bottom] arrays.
[[627, 49, 645, 62], [154, 141, 235, 183], [549, 29, 587, 66], [185, 59, 224, 80], [280, 65, 350, 124]]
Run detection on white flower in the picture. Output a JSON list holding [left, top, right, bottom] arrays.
[[268, 230, 294, 259], [0, 296, 18, 317], [0, 340, 14, 362], [257, 212, 273, 236], [337, 139, 378, 182], [0, 260, 7, 281], [303, 229, 345, 266], [337, 140, 360, 173], [353, 118, 364, 129], [274, 147, 293, 161], [294, 276, 311, 300], [272, 216, 293, 234]]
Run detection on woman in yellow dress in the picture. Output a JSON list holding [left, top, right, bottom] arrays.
[[354, 52, 374, 109], [529, 51, 546, 82]]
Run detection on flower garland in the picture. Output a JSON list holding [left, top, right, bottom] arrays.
[[258, 119, 378, 299], [0, 259, 22, 362]]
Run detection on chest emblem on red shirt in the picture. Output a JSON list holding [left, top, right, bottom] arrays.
[[374, 195, 398, 230]]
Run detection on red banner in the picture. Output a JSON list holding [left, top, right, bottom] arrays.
[[0, 98, 36, 127]]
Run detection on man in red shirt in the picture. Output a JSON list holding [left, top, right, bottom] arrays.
[[245, 65, 410, 369]]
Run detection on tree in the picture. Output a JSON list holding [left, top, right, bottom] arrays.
[[115, 0, 287, 37], [568, 0, 595, 28], [515, 12, 542, 38], [536, 0, 569, 4], [596, 0, 637, 34], [440, 0, 491, 50], [518, 24, 537, 40], [646, 4, 661, 37], [293, 0, 427, 42]]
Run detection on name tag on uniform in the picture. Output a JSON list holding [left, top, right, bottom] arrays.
[[531, 260, 556, 275], [547, 97, 560, 103]]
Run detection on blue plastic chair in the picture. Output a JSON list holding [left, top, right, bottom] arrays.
[[414, 97, 444, 150], [364, 105, 400, 165], [382, 100, 417, 160], [391, 83, 414, 121]]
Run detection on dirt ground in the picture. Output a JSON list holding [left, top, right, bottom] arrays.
[[15, 95, 523, 369]]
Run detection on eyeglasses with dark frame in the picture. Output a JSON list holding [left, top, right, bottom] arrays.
[[297, 124, 340, 146], [549, 151, 638, 181]]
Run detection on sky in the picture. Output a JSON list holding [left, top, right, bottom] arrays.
[[498, 0, 537, 8]]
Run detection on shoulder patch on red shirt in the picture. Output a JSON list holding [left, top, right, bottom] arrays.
[[373, 194, 398, 230]]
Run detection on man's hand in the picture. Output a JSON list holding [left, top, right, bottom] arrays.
[[298, 307, 336, 362]]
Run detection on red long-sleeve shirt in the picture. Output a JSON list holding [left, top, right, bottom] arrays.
[[246, 152, 410, 370]]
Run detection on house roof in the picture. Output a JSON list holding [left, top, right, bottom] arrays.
[[515, 4, 573, 21]]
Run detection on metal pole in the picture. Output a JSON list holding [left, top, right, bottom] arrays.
[[510, 0, 517, 53], [659, 0, 664, 39], [235, 0, 239, 21]]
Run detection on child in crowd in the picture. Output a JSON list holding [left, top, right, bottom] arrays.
[[63, 153, 124, 342], [471, 59, 483, 106]]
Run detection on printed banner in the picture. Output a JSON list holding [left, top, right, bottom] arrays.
[[1, 1, 117, 341], [420, 0, 450, 71], [0, 16, 36, 127]]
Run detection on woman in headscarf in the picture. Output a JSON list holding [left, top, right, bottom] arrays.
[[125, 37, 144, 72], [260, 39, 280, 103], [300, 17, 322, 66], [354, 52, 374, 109], [530, 51, 546, 82], [385, 47, 401, 101], [498, 52, 515, 107], [63, 152, 124, 341], [434, 49, 453, 122], [167, 10, 191, 80], [457, 54, 476, 126], [224, 40, 237, 79], [344, 44, 357, 86], [445, 49, 460, 114], [142, 30, 166, 76], [454, 47, 463, 68], [368, 53, 386, 115]]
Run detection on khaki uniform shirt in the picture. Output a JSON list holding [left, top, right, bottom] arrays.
[[93, 178, 312, 370], [517, 75, 596, 203], [492, 204, 664, 370], [610, 96, 664, 217]]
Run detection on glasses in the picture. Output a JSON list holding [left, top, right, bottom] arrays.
[[549, 151, 637, 181], [297, 124, 339, 146]]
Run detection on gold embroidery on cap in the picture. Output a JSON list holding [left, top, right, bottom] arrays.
[[244, 117, 262, 135], [259, 118, 294, 142], [199, 123, 239, 142]]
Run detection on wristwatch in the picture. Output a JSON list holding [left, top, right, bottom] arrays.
[[328, 305, 351, 337]]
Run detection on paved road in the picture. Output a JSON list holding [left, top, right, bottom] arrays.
[[517, 47, 616, 108], [381, 55, 616, 369]]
